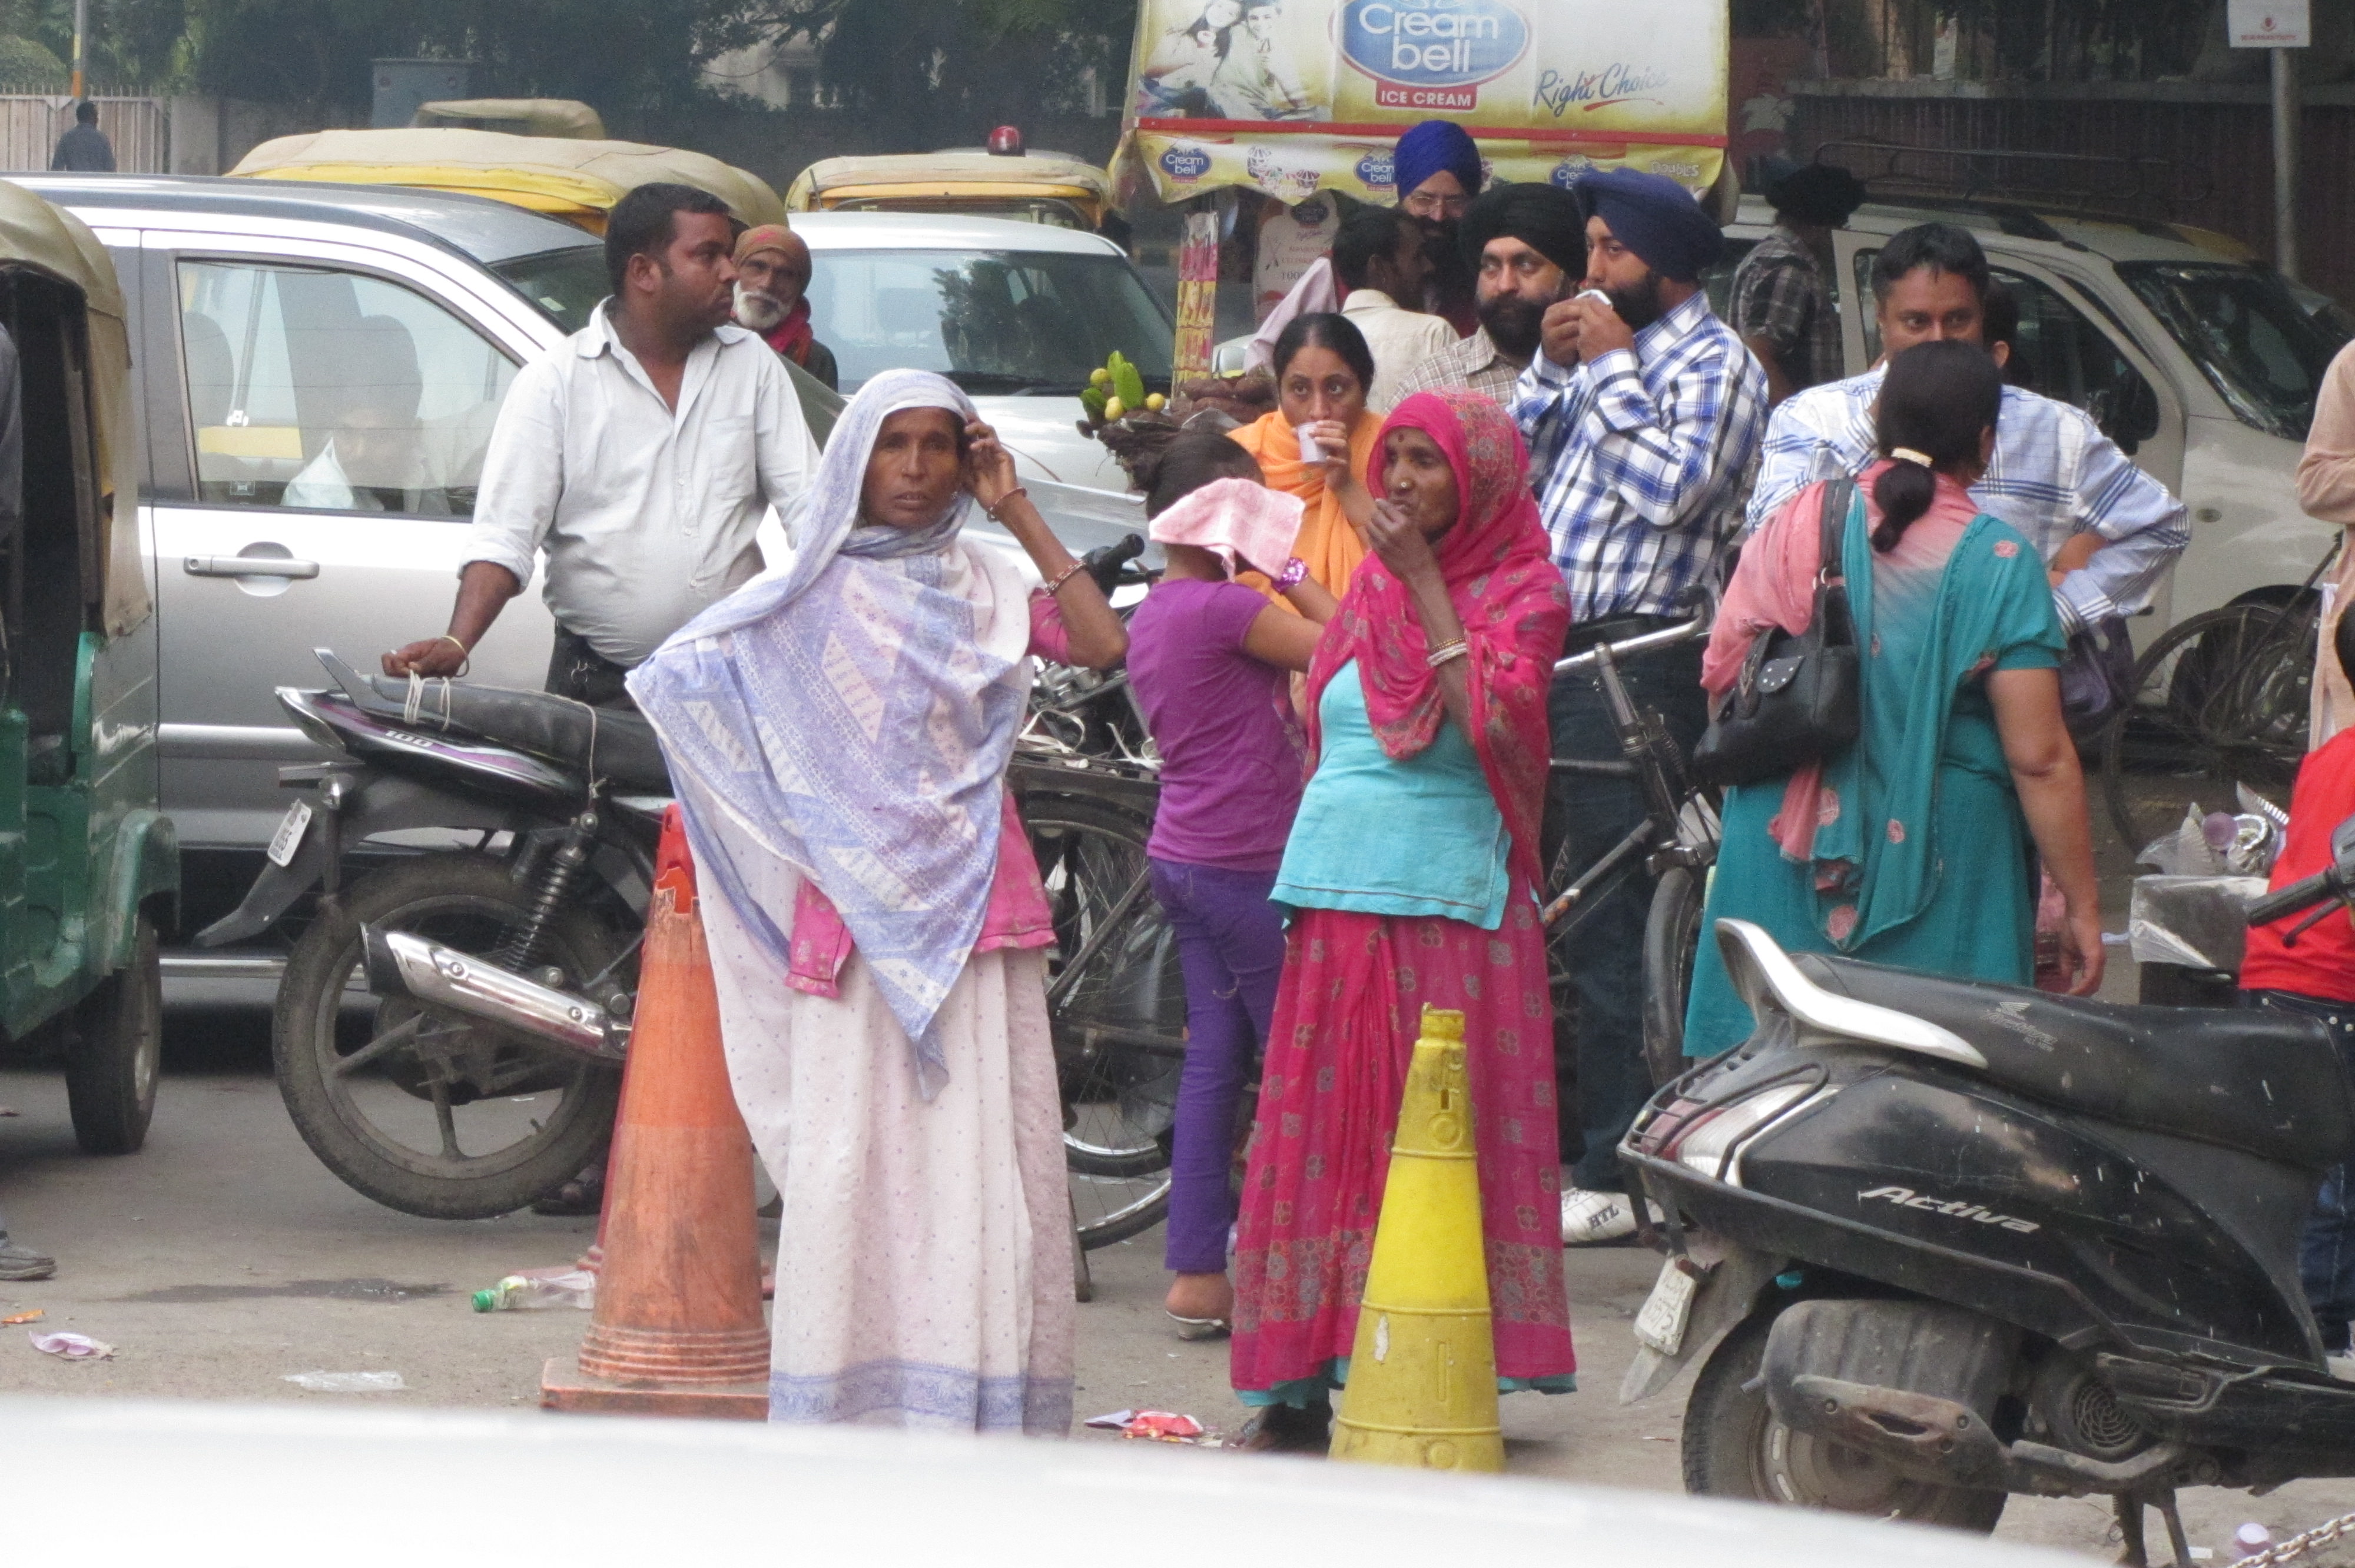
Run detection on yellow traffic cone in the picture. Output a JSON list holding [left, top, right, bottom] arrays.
[[1329, 1005, 1504, 1472]]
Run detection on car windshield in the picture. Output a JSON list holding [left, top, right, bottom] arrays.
[[2118, 261, 2351, 441], [807, 248, 1172, 396], [490, 245, 609, 334]]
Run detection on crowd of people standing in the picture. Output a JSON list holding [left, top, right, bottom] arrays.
[[357, 118, 2194, 1447]]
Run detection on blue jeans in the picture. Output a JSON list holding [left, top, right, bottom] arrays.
[[1148, 858, 1287, 1275], [1544, 636, 1709, 1193], [2249, 989, 2355, 1350]]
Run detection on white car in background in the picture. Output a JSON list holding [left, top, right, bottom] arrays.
[[794, 210, 1171, 494]]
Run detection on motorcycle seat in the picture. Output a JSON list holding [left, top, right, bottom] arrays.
[[353, 673, 671, 794], [1793, 953, 2355, 1170]]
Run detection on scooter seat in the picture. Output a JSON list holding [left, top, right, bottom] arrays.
[[1792, 953, 2355, 1170], [353, 673, 671, 794]]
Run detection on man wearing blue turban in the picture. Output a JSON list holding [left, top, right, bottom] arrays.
[[1390, 119, 1482, 335], [1511, 166, 1769, 1246]]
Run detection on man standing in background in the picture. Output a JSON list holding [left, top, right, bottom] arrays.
[[1390, 118, 1484, 335], [731, 224, 838, 391], [1334, 205, 1452, 410], [1398, 182, 1583, 408], [1730, 162, 1867, 405], [49, 101, 112, 172]]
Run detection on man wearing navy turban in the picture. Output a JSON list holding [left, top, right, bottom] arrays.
[[1389, 119, 1482, 335]]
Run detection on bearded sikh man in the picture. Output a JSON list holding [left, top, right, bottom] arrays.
[[1513, 168, 1767, 1246], [732, 224, 838, 392], [1397, 181, 1584, 408]]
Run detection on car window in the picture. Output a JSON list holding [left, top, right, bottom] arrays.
[[805, 248, 1173, 396], [177, 260, 516, 516], [1850, 249, 2161, 453], [490, 245, 608, 335], [2120, 261, 2351, 443]]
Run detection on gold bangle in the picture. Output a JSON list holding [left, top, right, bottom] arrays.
[[437, 634, 469, 655], [1425, 639, 1469, 669], [986, 486, 1030, 520], [1044, 558, 1089, 595]]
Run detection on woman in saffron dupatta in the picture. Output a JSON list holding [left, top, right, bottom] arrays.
[[629, 370, 1126, 1433], [1226, 312, 1382, 600], [1229, 387, 1575, 1450]]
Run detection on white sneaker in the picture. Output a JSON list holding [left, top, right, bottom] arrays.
[[1561, 1187, 1651, 1245]]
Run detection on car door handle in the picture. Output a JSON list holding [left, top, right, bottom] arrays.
[[184, 554, 320, 580]]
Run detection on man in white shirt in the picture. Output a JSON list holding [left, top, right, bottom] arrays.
[[383, 182, 818, 706], [1333, 204, 1457, 411]]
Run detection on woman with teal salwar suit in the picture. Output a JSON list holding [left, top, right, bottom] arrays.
[[1683, 341, 2106, 1059]]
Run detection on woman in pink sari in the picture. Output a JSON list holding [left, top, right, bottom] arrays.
[[1229, 387, 1575, 1450]]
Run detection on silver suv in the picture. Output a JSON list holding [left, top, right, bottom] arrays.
[[12, 175, 1145, 899]]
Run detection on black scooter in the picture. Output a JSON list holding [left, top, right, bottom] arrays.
[[1619, 819, 2355, 1565]]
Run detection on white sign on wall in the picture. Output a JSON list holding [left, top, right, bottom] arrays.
[[2229, 0, 2311, 47]]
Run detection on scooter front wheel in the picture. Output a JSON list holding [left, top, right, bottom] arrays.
[[1683, 1311, 2008, 1533]]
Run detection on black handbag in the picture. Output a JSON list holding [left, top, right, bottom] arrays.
[[2057, 613, 2136, 743], [1689, 479, 1862, 789]]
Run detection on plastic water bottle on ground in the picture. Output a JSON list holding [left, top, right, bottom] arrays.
[[472, 1268, 595, 1311]]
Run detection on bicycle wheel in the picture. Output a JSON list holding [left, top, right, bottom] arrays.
[[1641, 864, 1707, 1088], [1024, 791, 1183, 1249], [2099, 602, 2311, 851]]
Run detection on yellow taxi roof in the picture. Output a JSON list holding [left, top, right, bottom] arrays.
[[411, 98, 608, 139], [785, 151, 1112, 209], [229, 128, 786, 228]]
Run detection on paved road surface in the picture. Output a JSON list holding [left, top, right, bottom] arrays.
[[0, 1006, 2349, 1563]]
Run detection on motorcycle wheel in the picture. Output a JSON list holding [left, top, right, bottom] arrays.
[[274, 854, 627, 1220], [66, 912, 162, 1154], [1683, 1312, 2008, 1533]]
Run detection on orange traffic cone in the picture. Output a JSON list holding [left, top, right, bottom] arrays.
[[541, 808, 769, 1418]]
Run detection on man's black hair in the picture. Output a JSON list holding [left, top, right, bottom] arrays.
[[603, 182, 731, 295], [1331, 204, 1415, 295], [74, 100, 95, 124], [1869, 222, 1991, 307]]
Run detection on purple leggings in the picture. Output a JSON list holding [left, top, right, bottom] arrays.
[[1149, 858, 1288, 1275]]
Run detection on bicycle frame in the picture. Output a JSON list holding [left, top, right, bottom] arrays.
[[1543, 614, 1718, 935]]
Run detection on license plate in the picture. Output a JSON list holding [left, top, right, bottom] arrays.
[[266, 799, 313, 868], [1633, 1258, 1699, 1357]]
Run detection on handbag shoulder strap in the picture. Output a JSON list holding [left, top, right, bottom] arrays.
[[1817, 477, 1856, 580]]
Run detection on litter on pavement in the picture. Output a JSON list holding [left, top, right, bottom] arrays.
[[1084, 1409, 1214, 1443], [2, 1308, 43, 1325], [283, 1370, 407, 1393], [29, 1330, 112, 1359]]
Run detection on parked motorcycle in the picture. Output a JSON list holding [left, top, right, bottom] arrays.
[[1617, 842, 2355, 1562], [199, 537, 1173, 1223], [197, 652, 659, 1218]]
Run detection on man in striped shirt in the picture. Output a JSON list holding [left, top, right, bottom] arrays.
[[1512, 168, 1768, 1245], [1749, 222, 2187, 637]]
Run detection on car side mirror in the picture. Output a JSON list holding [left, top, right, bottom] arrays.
[[2333, 815, 2355, 876], [2092, 370, 2161, 457]]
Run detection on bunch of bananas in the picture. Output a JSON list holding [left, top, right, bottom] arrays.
[[1080, 351, 1166, 424]]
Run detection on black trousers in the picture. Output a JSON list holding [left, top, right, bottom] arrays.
[[546, 623, 639, 712]]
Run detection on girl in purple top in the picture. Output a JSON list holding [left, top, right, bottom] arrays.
[[1126, 432, 1336, 1338]]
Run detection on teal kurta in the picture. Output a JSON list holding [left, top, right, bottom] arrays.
[[1684, 500, 2065, 1058]]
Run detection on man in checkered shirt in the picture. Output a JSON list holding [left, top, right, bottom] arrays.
[[1729, 162, 1866, 404], [1749, 222, 2187, 639], [1511, 167, 1768, 1247]]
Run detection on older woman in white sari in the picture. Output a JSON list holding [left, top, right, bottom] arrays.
[[629, 370, 1125, 1433]]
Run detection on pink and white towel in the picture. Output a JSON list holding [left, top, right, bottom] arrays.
[[1146, 476, 1305, 577]]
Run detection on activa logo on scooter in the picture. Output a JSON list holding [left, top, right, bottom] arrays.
[[1859, 1184, 2041, 1234]]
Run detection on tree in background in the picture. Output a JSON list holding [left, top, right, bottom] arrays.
[[716, 0, 1136, 150]]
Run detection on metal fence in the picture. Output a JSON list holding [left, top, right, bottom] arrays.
[[1818, 0, 2220, 84], [0, 91, 167, 174]]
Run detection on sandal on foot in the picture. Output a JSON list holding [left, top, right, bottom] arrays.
[[1230, 1401, 1331, 1454], [1166, 1311, 1230, 1341]]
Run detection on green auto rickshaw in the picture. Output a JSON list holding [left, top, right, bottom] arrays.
[[0, 180, 175, 1153]]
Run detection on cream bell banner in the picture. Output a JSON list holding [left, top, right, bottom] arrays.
[[1117, 0, 1728, 204]]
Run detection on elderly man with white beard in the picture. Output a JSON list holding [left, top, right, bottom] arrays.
[[734, 224, 838, 391]]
